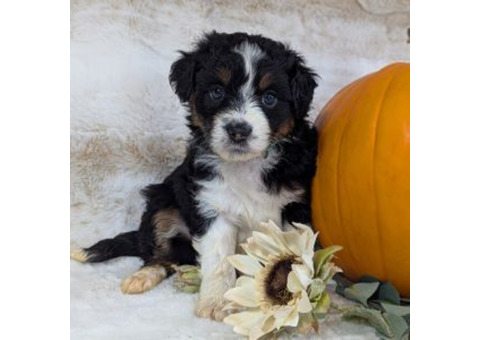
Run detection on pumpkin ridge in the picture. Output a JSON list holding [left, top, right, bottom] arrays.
[[371, 70, 397, 280]]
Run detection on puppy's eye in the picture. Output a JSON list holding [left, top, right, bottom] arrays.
[[261, 92, 277, 108], [209, 86, 225, 101]]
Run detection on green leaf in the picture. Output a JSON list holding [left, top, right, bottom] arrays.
[[378, 282, 401, 305], [174, 265, 200, 273], [344, 282, 380, 307], [383, 313, 409, 340], [380, 302, 410, 317], [313, 292, 331, 315], [319, 262, 341, 283], [313, 245, 342, 276], [343, 307, 393, 338], [174, 283, 199, 294], [308, 278, 326, 300]]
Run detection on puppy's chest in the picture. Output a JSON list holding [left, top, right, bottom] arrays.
[[196, 161, 303, 230]]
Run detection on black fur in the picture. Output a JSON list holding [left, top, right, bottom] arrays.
[[80, 32, 318, 276]]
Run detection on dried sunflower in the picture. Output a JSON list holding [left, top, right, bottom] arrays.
[[223, 220, 341, 339]]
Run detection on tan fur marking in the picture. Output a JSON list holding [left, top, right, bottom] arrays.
[[70, 248, 89, 263], [258, 72, 272, 91], [274, 117, 294, 138], [217, 67, 232, 85], [190, 98, 204, 129], [153, 209, 180, 243], [121, 265, 167, 294]]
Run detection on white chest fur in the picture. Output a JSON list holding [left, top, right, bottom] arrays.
[[195, 154, 303, 242]]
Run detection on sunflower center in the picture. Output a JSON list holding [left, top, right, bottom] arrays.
[[264, 256, 296, 305]]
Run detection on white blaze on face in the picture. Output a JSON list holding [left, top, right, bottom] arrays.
[[210, 42, 271, 162]]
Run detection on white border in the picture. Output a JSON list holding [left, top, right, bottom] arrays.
[[412, 1, 480, 338], [0, 1, 70, 338]]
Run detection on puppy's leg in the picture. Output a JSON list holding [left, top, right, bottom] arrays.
[[70, 230, 140, 263], [195, 216, 237, 321], [121, 264, 168, 294]]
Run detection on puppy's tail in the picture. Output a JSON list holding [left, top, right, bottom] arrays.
[[70, 231, 140, 263]]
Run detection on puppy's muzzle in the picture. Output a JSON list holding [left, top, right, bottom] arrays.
[[224, 121, 252, 143]]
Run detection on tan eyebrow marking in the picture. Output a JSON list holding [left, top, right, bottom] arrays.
[[217, 67, 232, 85], [273, 117, 294, 139], [258, 72, 272, 91]]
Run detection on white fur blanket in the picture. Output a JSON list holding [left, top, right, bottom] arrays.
[[70, 0, 409, 338]]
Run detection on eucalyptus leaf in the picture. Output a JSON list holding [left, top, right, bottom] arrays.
[[334, 273, 354, 295], [359, 275, 381, 283], [344, 282, 380, 307], [380, 302, 410, 316], [342, 307, 393, 338], [313, 245, 342, 276], [378, 282, 401, 305], [367, 300, 384, 311], [383, 312, 409, 340]]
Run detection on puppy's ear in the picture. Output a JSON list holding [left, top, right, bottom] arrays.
[[169, 52, 196, 103], [288, 54, 318, 118]]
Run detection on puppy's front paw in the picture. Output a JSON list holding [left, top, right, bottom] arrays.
[[121, 265, 166, 294], [195, 298, 230, 321]]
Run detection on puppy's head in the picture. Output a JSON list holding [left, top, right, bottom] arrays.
[[170, 32, 317, 162]]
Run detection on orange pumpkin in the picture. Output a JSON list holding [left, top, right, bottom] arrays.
[[311, 63, 410, 297]]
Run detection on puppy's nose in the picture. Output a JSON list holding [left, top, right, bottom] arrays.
[[225, 121, 252, 142]]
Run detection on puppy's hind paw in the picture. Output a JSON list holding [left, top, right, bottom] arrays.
[[70, 248, 89, 263]]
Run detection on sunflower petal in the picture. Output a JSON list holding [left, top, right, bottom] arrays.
[[287, 270, 304, 293], [297, 290, 313, 313], [291, 222, 312, 234], [250, 231, 284, 256], [273, 306, 295, 329], [261, 314, 276, 334], [227, 254, 263, 276], [236, 275, 256, 288], [223, 309, 266, 337], [283, 308, 300, 327], [241, 242, 269, 265], [292, 264, 313, 289], [302, 255, 315, 275], [224, 284, 259, 308], [222, 301, 243, 311], [282, 231, 305, 256], [259, 220, 290, 248]]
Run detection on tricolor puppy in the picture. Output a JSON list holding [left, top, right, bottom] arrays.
[[71, 32, 318, 321]]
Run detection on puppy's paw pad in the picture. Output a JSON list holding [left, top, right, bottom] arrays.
[[70, 249, 89, 263]]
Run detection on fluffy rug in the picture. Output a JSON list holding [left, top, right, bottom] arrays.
[[70, 0, 409, 338]]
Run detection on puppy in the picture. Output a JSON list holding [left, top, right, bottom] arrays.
[[71, 32, 318, 321]]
